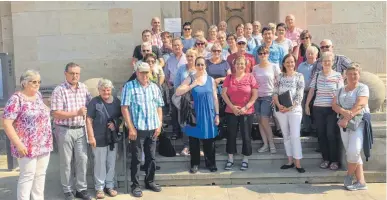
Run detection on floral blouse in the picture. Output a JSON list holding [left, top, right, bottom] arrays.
[[2, 92, 53, 158], [274, 72, 305, 113]]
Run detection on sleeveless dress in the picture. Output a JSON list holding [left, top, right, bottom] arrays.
[[183, 75, 218, 139]]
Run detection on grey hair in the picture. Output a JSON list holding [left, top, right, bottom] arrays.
[[321, 51, 335, 61], [306, 46, 319, 55], [97, 78, 114, 90], [321, 39, 333, 46], [141, 42, 152, 50], [346, 62, 362, 74], [208, 25, 218, 32], [64, 62, 80, 72], [20, 70, 40, 89]]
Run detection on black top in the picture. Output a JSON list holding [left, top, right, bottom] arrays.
[[132, 45, 162, 60]]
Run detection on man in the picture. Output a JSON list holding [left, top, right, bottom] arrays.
[[252, 20, 263, 41], [133, 42, 156, 71], [151, 17, 163, 48], [285, 14, 303, 50], [51, 62, 92, 200], [160, 31, 173, 61], [132, 30, 164, 69], [245, 23, 261, 54], [121, 62, 164, 198], [218, 20, 228, 33], [227, 37, 256, 73], [253, 27, 285, 69], [311, 39, 352, 77], [164, 38, 187, 139]]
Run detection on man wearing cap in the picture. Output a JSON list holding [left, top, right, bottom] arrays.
[[226, 37, 256, 73], [121, 62, 164, 197], [253, 27, 285, 69]]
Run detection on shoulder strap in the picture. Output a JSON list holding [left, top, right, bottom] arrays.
[[254, 38, 259, 47], [337, 87, 343, 106], [314, 72, 319, 91], [99, 96, 111, 119]]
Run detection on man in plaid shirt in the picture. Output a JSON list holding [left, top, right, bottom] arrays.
[[121, 62, 164, 198], [151, 17, 163, 49], [51, 62, 92, 200]]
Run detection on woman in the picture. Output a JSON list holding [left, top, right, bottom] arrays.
[[86, 79, 122, 199], [305, 51, 344, 170], [273, 54, 305, 173], [174, 49, 198, 156], [217, 31, 230, 60], [206, 43, 232, 85], [293, 30, 320, 68], [252, 46, 281, 154], [128, 53, 165, 87], [181, 22, 196, 53], [332, 63, 369, 190], [207, 25, 218, 49], [268, 23, 277, 39], [236, 24, 244, 38], [175, 57, 220, 174], [2, 70, 53, 200], [274, 23, 293, 54], [226, 33, 238, 55], [222, 56, 258, 171], [194, 36, 211, 59]]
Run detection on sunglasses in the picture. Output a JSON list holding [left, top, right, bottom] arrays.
[[196, 63, 205, 66], [258, 52, 268, 56], [196, 43, 205, 46], [301, 37, 310, 40], [146, 60, 155, 64], [212, 50, 221, 53], [142, 50, 151, 53], [29, 80, 42, 84], [237, 42, 246, 45], [320, 45, 331, 49], [184, 28, 191, 31]]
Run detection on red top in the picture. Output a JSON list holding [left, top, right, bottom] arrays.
[[223, 73, 259, 114], [226, 53, 256, 73]]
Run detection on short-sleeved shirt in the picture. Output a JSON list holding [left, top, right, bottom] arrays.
[[274, 38, 293, 54], [309, 71, 344, 107], [164, 54, 188, 85], [121, 79, 164, 131], [252, 34, 263, 42], [87, 96, 122, 147], [2, 92, 53, 158], [285, 27, 303, 46], [223, 73, 258, 114], [335, 83, 370, 115], [296, 43, 321, 68], [311, 54, 352, 76], [252, 64, 281, 97], [132, 45, 162, 61], [181, 37, 196, 53], [51, 82, 92, 126], [297, 61, 314, 90], [246, 37, 261, 54], [151, 29, 163, 49], [253, 42, 285, 69], [227, 53, 256, 73], [174, 64, 196, 89], [206, 60, 230, 79]]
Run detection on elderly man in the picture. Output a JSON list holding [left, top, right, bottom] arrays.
[[132, 30, 164, 70], [227, 37, 256, 73], [245, 23, 261, 54], [51, 62, 92, 200], [253, 27, 285, 68], [121, 62, 164, 198], [151, 17, 163, 48], [164, 38, 187, 139], [285, 14, 303, 50], [218, 21, 228, 33], [311, 39, 352, 77], [252, 21, 263, 41]]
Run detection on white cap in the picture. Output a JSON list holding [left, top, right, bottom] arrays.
[[237, 37, 247, 43], [136, 62, 150, 72]]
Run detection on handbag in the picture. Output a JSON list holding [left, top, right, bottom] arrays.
[[309, 72, 319, 119], [336, 87, 363, 131], [158, 133, 176, 157], [99, 97, 123, 147]]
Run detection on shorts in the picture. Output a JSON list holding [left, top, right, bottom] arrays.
[[254, 96, 273, 117]]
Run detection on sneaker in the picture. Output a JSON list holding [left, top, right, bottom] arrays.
[[270, 146, 277, 154], [258, 145, 269, 153], [224, 161, 234, 170], [64, 192, 75, 200], [344, 175, 353, 187], [240, 162, 249, 171], [131, 185, 143, 197], [75, 190, 92, 200], [346, 182, 368, 191], [181, 148, 190, 156]]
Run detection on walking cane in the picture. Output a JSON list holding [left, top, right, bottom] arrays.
[[123, 124, 128, 193]]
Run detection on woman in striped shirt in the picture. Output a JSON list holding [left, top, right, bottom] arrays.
[[305, 51, 344, 170]]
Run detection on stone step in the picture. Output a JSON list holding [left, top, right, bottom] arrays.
[[372, 120, 387, 138]]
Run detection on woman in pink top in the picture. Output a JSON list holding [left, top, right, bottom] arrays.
[[221, 56, 259, 171], [2, 70, 53, 200]]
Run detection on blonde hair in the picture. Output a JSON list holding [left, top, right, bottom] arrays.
[[20, 70, 40, 89], [346, 62, 362, 74], [195, 36, 208, 46], [194, 30, 204, 38], [211, 43, 222, 51], [208, 25, 218, 32], [186, 48, 198, 57], [321, 51, 334, 61]]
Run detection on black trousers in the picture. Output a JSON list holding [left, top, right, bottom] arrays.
[[129, 130, 156, 187], [226, 113, 253, 156], [313, 106, 340, 162], [189, 137, 216, 168], [169, 87, 181, 134]]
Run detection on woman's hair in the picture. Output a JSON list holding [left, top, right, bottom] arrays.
[[261, 26, 273, 35], [233, 55, 247, 66], [98, 78, 114, 90], [281, 54, 297, 73], [268, 22, 276, 31], [195, 56, 206, 65], [300, 30, 312, 40], [276, 22, 286, 30], [306, 45, 319, 55], [235, 23, 244, 31], [194, 30, 204, 38], [211, 43, 222, 51], [186, 48, 198, 57], [161, 31, 171, 38], [257, 45, 270, 54], [195, 36, 208, 46], [217, 31, 226, 38], [144, 53, 157, 61], [226, 33, 237, 41], [321, 51, 334, 61], [346, 62, 362, 74], [20, 70, 40, 89], [208, 25, 218, 32]]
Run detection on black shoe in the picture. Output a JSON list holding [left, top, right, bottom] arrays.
[[280, 163, 295, 169], [296, 167, 306, 173], [190, 165, 199, 174], [315, 148, 321, 153], [75, 190, 92, 200], [64, 192, 75, 200], [140, 165, 161, 171], [209, 166, 218, 172], [145, 182, 162, 192], [131, 186, 143, 198]]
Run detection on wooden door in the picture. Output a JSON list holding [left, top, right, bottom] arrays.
[[219, 2, 253, 33], [181, 2, 215, 37]]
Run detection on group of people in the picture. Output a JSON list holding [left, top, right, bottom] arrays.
[[1, 14, 372, 200]]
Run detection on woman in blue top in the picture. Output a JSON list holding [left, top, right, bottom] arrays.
[[176, 57, 220, 174]]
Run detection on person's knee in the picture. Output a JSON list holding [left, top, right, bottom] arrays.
[[346, 147, 362, 164]]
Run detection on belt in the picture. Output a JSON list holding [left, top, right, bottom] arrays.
[[57, 125, 84, 129]]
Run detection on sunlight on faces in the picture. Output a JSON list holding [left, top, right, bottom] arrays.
[[285, 15, 295, 27], [236, 27, 244, 37], [161, 35, 171, 45], [142, 32, 152, 42], [211, 44, 222, 58], [99, 87, 112, 100], [209, 30, 217, 40], [306, 49, 318, 60], [183, 25, 192, 36], [276, 26, 286, 36], [263, 30, 273, 43], [145, 57, 156, 69], [320, 40, 333, 53], [217, 33, 226, 46], [25, 75, 41, 93], [195, 58, 206, 72], [136, 71, 150, 85], [152, 18, 161, 30], [284, 55, 296, 71], [235, 58, 246, 73], [322, 55, 334, 71], [186, 53, 196, 65], [65, 66, 81, 85], [245, 24, 253, 36], [172, 40, 183, 54], [227, 36, 236, 46]]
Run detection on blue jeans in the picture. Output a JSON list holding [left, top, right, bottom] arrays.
[[254, 96, 273, 117]]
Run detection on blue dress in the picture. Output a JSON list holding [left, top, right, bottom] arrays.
[[183, 76, 218, 139]]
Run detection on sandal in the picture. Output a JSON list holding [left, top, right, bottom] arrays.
[[240, 162, 248, 171], [95, 190, 105, 199], [320, 161, 330, 169], [104, 188, 118, 197], [329, 162, 339, 170], [224, 161, 234, 170]]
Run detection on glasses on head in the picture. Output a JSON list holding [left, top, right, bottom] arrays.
[[196, 63, 205, 66], [301, 37, 310, 40], [184, 28, 191, 31], [146, 60, 155, 64], [320, 45, 331, 49], [237, 42, 246, 45], [258, 52, 268, 56], [196, 43, 205, 46], [142, 50, 151, 53], [212, 50, 221, 53], [29, 80, 41, 84]]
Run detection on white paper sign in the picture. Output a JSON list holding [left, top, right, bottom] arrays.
[[164, 18, 182, 33]]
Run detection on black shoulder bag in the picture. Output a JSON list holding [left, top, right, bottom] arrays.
[[309, 72, 319, 120], [100, 97, 122, 150]]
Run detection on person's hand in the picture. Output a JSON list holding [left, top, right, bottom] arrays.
[[77, 107, 87, 116], [191, 79, 200, 88], [107, 122, 115, 131], [15, 142, 28, 157], [153, 127, 162, 139], [128, 128, 138, 141], [231, 105, 241, 116], [215, 78, 222, 85], [88, 136, 96, 148], [214, 115, 220, 125], [342, 110, 353, 120], [338, 118, 348, 128], [238, 106, 248, 115], [305, 106, 311, 116]]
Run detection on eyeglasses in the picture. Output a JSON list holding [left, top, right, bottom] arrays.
[[146, 60, 155, 64], [186, 55, 194, 58], [196, 43, 205, 46], [320, 45, 331, 49], [301, 37, 310, 40], [153, 22, 160, 24], [237, 42, 246, 45], [142, 50, 151, 53], [212, 50, 221, 53], [29, 80, 41, 84], [258, 52, 268, 56], [67, 72, 80, 76], [196, 63, 205, 66], [184, 28, 191, 31]]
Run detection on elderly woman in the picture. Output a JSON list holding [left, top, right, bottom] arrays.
[[226, 33, 238, 55], [206, 43, 231, 85], [207, 25, 218, 48], [252, 46, 281, 153], [217, 31, 230, 60], [297, 46, 319, 135], [273, 54, 305, 173], [222, 56, 258, 171], [2, 70, 53, 200], [181, 22, 196, 53], [86, 79, 122, 199], [174, 49, 198, 156], [274, 23, 293, 54], [252, 21, 263, 41], [176, 57, 220, 174], [332, 63, 369, 190], [294, 30, 320, 68], [194, 36, 211, 59], [305, 51, 344, 170], [236, 24, 244, 38]]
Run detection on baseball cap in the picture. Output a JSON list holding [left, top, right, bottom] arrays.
[[136, 62, 150, 72], [237, 37, 247, 44]]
